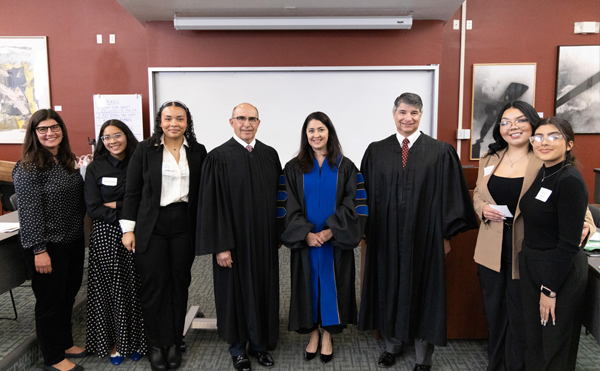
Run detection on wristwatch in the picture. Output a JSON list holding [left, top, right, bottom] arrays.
[[540, 285, 556, 298]]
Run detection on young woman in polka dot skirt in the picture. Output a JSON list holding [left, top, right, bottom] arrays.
[[84, 120, 146, 365], [13, 109, 87, 371]]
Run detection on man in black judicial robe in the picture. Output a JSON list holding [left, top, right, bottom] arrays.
[[196, 103, 284, 371], [358, 93, 478, 371]]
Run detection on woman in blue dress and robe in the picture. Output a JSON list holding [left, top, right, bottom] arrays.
[[282, 111, 367, 364]]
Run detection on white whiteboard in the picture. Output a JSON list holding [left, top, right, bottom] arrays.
[[149, 66, 439, 165], [93, 94, 144, 142]]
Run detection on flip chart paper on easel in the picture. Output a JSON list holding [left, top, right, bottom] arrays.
[[93, 94, 143, 142]]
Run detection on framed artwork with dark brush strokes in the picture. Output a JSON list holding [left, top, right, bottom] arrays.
[[554, 45, 600, 134], [470, 63, 536, 160]]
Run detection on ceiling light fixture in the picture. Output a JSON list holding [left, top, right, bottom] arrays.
[[173, 14, 413, 30]]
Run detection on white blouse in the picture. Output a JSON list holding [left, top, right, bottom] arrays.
[[120, 135, 189, 234]]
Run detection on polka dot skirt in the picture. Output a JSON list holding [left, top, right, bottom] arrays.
[[85, 219, 147, 358]]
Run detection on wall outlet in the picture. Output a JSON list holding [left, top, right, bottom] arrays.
[[457, 129, 471, 139], [96, 34, 102, 44], [466, 20, 472, 30], [109, 34, 115, 44]]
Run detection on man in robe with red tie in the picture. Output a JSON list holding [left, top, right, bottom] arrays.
[[358, 93, 478, 371], [197, 103, 285, 371]]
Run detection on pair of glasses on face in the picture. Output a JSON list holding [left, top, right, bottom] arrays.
[[100, 132, 125, 142], [500, 118, 529, 127], [234, 116, 259, 124], [529, 134, 563, 145], [36, 124, 61, 134]]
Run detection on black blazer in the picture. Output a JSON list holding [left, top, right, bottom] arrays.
[[122, 139, 207, 254]]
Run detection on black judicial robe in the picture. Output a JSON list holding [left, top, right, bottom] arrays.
[[196, 138, 284, 348], [281, 157, 367, 332], [357, 133, 478, 346]]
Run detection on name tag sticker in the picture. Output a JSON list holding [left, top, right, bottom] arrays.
[[102, 177, 118, 186], [484, 166, 494, 176], [535, 187, 552, 202]]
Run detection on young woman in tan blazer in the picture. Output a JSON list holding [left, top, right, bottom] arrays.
[[473, 101, 594, 371]]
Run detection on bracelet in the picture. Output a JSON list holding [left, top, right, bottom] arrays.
[[540, 285, 556, 298]]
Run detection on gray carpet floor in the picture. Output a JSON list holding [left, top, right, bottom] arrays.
[[1, 247, 598, 370]]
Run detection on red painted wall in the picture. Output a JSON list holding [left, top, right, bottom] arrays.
[[0, 0, 148, 161], [1, 0, 599, 198], [456, 0, 600, 197]]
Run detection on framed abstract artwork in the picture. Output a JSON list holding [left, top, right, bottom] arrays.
[[555, 45, 600, 134], [470, 63, 536, 160], [0, 36, 51, 144]]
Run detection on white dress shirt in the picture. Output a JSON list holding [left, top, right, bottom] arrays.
[[396, 130, 421, 149], [232, 135, 256, 150], [120, 135, 189, 233]]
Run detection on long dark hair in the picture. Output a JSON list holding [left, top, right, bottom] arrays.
[[147, 101, 199, 148], [535, 116, 576, 165], [487, 101, 541, 157], [296, 112, 343, 173], [93, 120, 138, 160], [21, 109, 78, 173]]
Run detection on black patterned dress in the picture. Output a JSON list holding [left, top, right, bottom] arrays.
[[84, 155, 146, 358]]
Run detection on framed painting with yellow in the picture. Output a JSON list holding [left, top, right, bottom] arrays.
[[0, 36, 51, 144]]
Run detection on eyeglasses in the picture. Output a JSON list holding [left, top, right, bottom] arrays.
[[36, 124, 61, 134], [529, 134, 563, 145], [500, 118, 529, 128], [100, 132, 125, 142], [234, 116, 259, 124]]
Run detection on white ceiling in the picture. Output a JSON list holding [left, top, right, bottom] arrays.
[[116, 0, 465, 25]]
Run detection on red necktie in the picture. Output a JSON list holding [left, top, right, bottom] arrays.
[[402, 138, 409, 167], [246, 145, 253, 152]]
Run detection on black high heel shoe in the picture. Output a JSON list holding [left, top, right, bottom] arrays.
[[320, 336, 333, 364], [304, 331, 321, 361]]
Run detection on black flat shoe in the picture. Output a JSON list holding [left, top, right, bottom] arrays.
[[320, 337, 333, 364], [167, 344, 182, 369], [304, 331, 320, 361], [232, 354, 251, 371], [180, 336, 186, 353], [413, 364, 432, 371], [247, 349, 275, 368], [148, 346, 167, 371], [43, 365, 84, 371], [377, 351, 397, 368], [65, 349, 87, 358]]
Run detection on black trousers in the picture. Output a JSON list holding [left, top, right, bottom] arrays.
[[478, 226, 526, 371], [520, 245, 587, 371], [27, 235, 85, 366], [134, 203, 194, 347]]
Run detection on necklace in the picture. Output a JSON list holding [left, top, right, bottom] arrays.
[[542, 163, 570, 182], [506, 151, 528, 168]]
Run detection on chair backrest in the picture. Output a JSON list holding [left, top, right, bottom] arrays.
[[9, 193, 18, 210], [589, 204, 600, 229], [0, 181, 16, 213]]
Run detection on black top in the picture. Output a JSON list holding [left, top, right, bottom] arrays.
[[12, 160, 86, 253], [488, 175, 524, 220], [84, 155, 130, 225], [520, 161, 588, 292], [122, 139, 207, 254]]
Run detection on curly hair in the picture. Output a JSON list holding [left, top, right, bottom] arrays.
[[147, 101, 199, 148]]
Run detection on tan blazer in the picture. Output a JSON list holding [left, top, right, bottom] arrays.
[[473, 149, 595, 279]]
